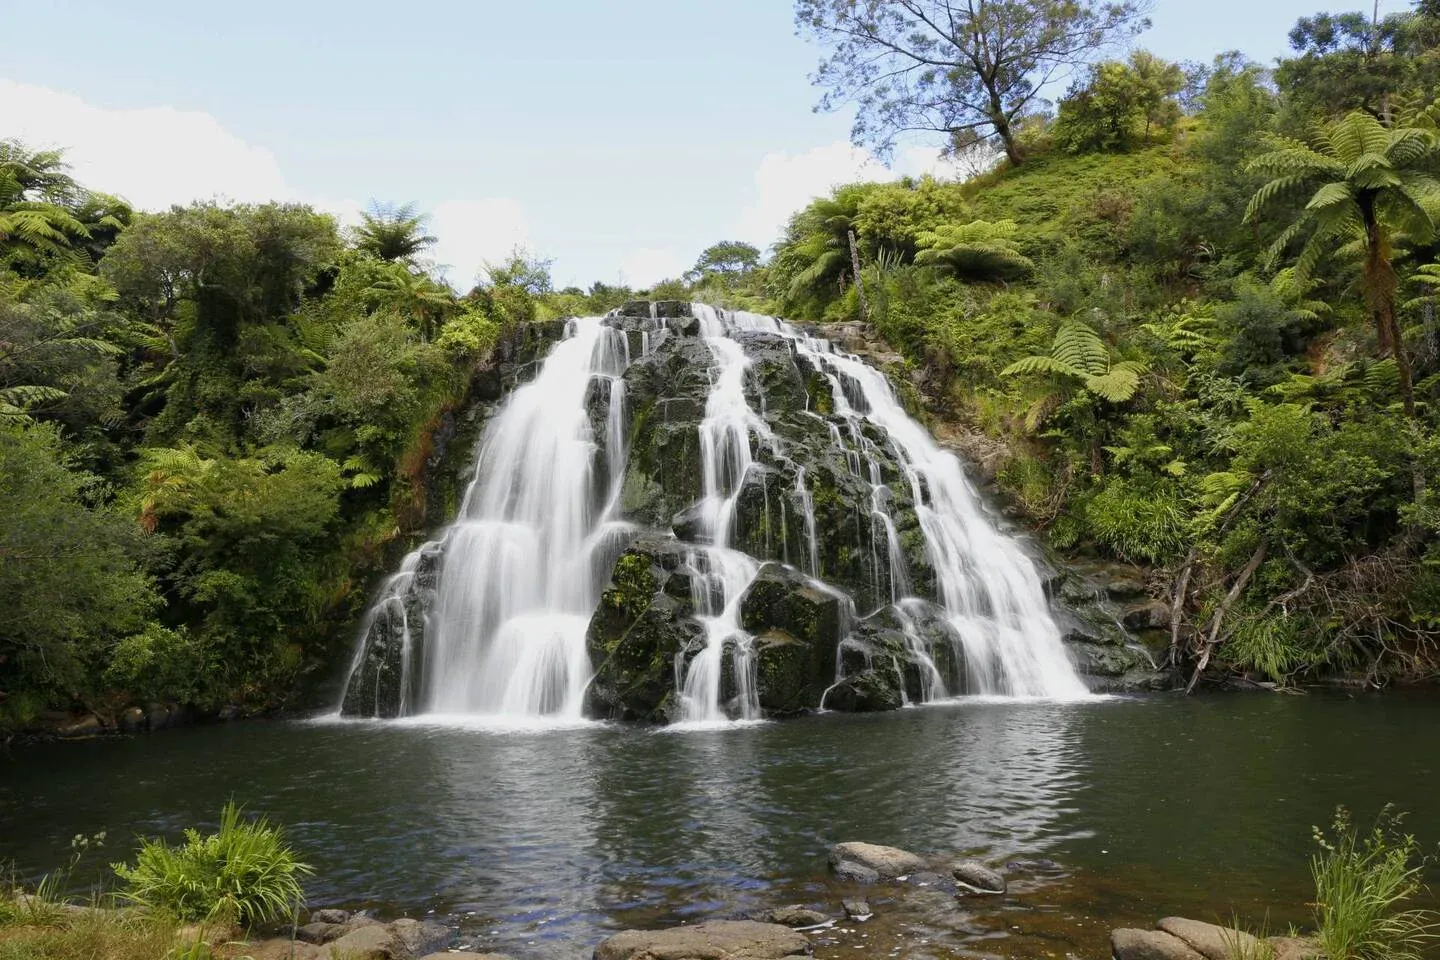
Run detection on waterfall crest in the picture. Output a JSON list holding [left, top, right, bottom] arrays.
[[340, 304, 1091, 721]]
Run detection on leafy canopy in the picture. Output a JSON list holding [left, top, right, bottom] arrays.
[[796, 0, 1152, 164]]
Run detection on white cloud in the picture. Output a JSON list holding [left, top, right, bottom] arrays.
[[0, 78, 528, 291], [1, 78, 297, 210], [732, 139, 1002, 252], [734, 142, 888, 249], [617, 246, 690, 288], [429, 198, 531, 290]]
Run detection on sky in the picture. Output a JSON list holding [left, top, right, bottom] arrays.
[[0, 0, 1415, 289]]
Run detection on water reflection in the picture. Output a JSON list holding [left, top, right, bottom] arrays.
[[3, 694, 1438, 956]]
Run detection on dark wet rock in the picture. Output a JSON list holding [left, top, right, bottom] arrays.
[[341, 543, 441, 718], [311, 908, 351, 925], [1122, 600, 1172, 631], [829, 842, 925, 878], [57, 715, 104, 738], [1156, 918, 1261, 960], [841, 899, 873, 921], [951, 860, 1006, 895], [296, 921, 342, 944], [586, 533, 704, 722], [420, 953, 512, 960], [755, 905, 829, 928], [823, 669, 904, 712], [118, 706, 145, 733], [740, 564, 845, 714], [1111, 928, 1206, 960], [617, 333, 715, 528], [593, 919, 810, 960], [831, 861, 880, 884]]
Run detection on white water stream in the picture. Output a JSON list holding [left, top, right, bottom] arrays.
[[342, 305, 1089, 722]]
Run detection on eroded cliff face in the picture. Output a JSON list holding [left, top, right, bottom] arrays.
[[344, 302, 1166, 721]]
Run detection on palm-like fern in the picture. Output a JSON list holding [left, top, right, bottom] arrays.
[[0, 140, 97, 268], [1001, 317, 1147, 430], [353, 202, 437, 264], [774, 188, 865, 313], [1245, 110, 1440, 416], [914, 219, 1034, 281]]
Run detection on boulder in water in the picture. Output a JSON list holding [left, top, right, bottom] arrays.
[[950, 860, 1006, 895], [841, 899, 872, 921], [1111, 928, 1207, 960], [755, 906, 828, 928], [740, 564, 845, 714], [828, 841, 926, 879], [586, 534, 704, 722], [822, 670, 904, 712], [592, 919, 810, 960]]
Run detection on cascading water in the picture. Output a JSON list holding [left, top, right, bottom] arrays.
[[341, 316, 632, 719], [340, 301, 1090, 724], [725, 309, 1088, 700]]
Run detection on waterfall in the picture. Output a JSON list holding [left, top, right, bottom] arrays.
[[340, 302, 1088, 723], [673, 305, 771, 724]]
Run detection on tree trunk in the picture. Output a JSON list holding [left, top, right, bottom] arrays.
[[848, 229, 869, 321], [1361, 200, 1416, 417]]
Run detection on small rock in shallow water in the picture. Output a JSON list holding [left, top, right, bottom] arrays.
[[828, 842, 926, 879], [311, 908, 350, 925], [419, 953, 512, 960], [593, 920, 809, 960], [757, 905, 829, 927], [842, 899, 872, 921], [832, 861, 880, 884], [1157, 917, 1260, 960], [951, 860, 1006, 895], [1111, 928, 1206, 960]]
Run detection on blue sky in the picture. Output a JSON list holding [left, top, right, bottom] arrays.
[[0, 0, 1414, 288]]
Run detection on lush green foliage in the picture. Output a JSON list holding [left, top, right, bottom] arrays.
[[1310, 807, 1438, 960], [0, 144, 584, 727], [762, 0, 1440, 686], [112, 802, 311, 926]]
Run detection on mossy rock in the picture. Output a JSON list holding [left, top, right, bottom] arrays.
[[585, 533, 705, 722], [824, 669, 904, 712]]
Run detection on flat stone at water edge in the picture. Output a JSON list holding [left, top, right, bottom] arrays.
[[593, 919, 811, 960], [1157, 917, 1261, 960], [1111, 928, 1207, 960]]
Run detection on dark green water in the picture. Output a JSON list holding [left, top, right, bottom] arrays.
[[2, 693, 1438, 956]]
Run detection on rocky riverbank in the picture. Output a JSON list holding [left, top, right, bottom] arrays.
[[157, 839, 1322, 960]]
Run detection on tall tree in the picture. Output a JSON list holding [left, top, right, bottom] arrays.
[[1276, 6, 1440, 119], [795, 0, 1152, 165], [1245, 110, 1440, 417], [688, 241, 762, 281]]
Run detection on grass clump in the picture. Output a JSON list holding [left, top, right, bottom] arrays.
[[112, 802, 311, 928], [1311, 805, 1438, 960]]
